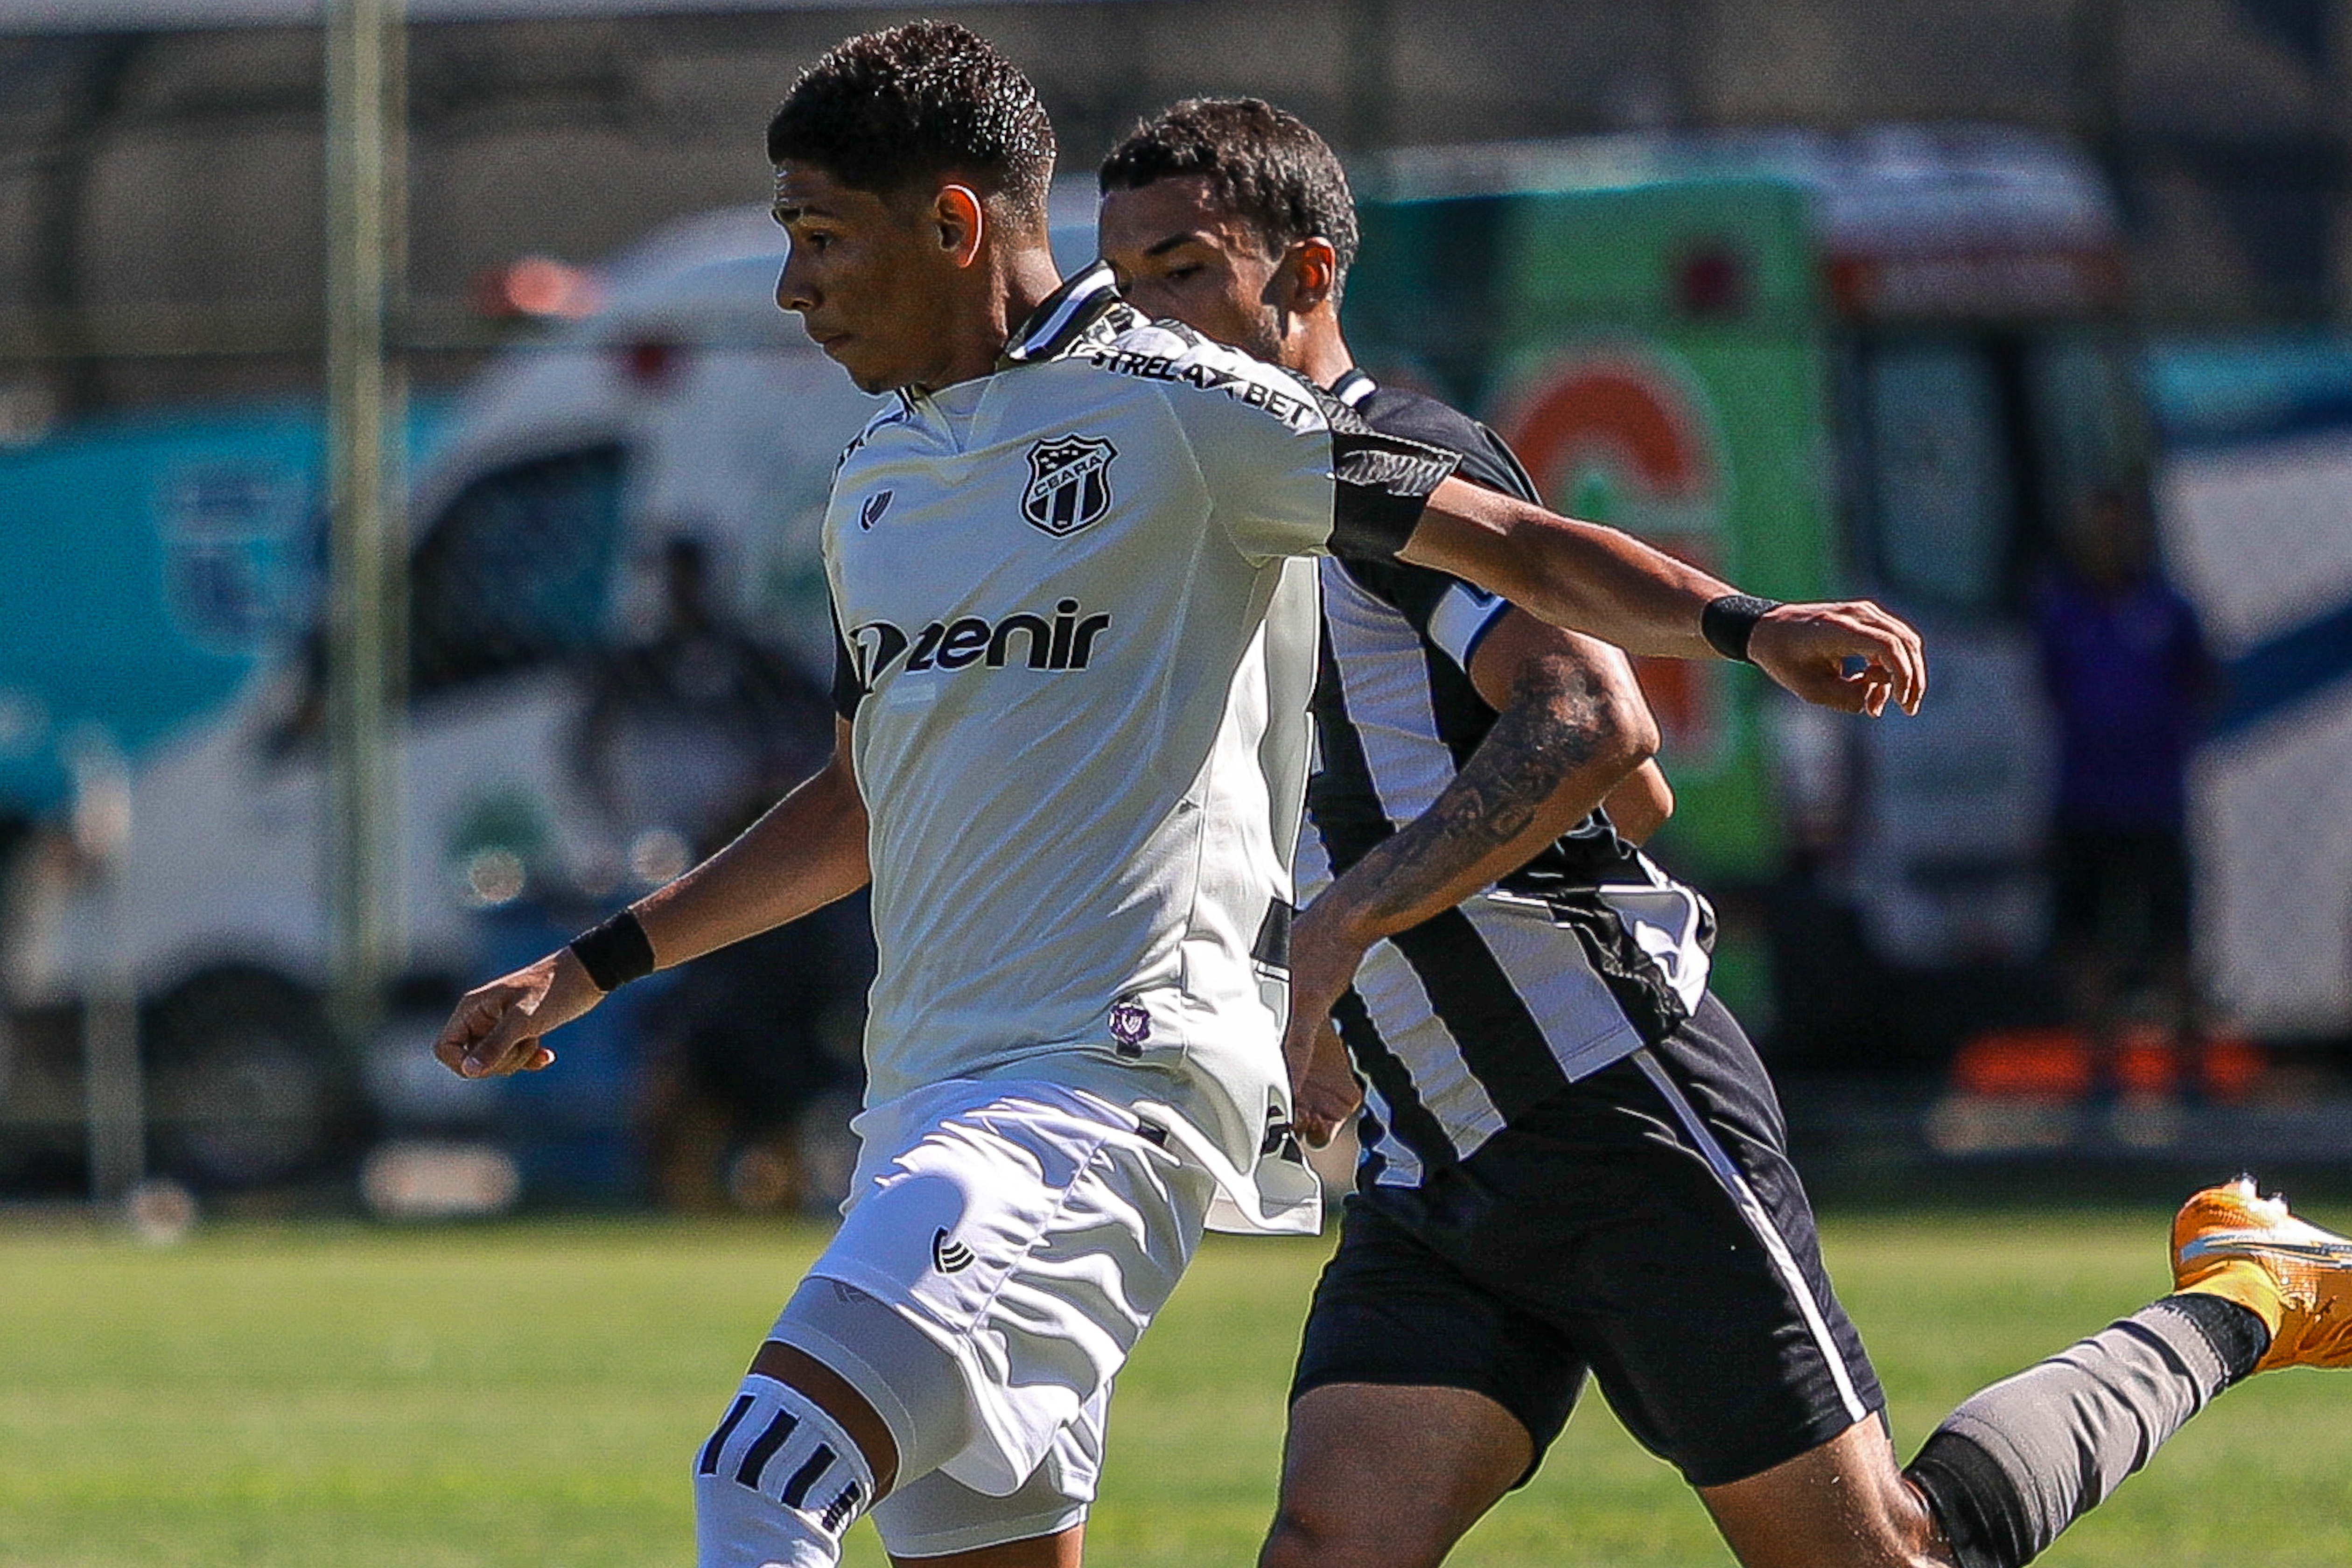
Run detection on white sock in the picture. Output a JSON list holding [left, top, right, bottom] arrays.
[[693, 1375, 877, 1568]]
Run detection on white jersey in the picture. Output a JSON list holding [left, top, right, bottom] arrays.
[[823, 264, 1456, 1193]]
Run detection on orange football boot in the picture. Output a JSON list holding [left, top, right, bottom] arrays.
[[2174, 1177, 2352, 1372]]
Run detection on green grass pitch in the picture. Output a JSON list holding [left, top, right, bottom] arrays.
[[2, 1206, 2348, 1566]]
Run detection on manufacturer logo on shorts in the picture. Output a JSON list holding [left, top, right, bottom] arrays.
[[858, 489, 894, 530], [1022, 434, 1117, 536], [931, 1227, 975, 1274], [1108, 997, 1151, 1057]]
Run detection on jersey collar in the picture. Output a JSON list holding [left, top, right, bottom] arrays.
[[1328, 366, 1378, 407], [999, 260, 1134, 368]]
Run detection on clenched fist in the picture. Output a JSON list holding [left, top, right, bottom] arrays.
[[432, 947, 603, 1079]]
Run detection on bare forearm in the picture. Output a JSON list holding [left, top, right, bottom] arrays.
[[1603, 760, 1674, 845], [1403, 482, 1735, 658], [1317, 654, 1647, 945], [1404, 483, 1929, 715], [630, 758, 869, 969]]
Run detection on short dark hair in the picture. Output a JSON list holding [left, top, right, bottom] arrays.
[[1099, 98, 1359, 298], [767, 21, 1055, 218]]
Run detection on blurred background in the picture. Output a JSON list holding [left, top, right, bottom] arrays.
[[4, 0, 2352, 1221]]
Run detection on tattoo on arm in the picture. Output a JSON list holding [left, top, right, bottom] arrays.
[[1337, 652, 1615, 935]]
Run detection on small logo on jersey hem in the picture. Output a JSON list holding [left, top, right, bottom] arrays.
[[1108, 997, 1151, 1057], [1023, 435, 1117, 536], [931, 1227, 975, 1274], [859, 489, 894, 530]]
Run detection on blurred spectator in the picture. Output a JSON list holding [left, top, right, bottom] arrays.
[[577, 534, 834, 851], [2033, 483, 2215, 1059], [574, 534, 866, 1210]]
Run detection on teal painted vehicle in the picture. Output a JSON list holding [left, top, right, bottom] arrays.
[[0, 403, 448, 815]]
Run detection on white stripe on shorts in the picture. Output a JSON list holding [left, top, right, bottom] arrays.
[[1631, 1048, 1869, 1428]]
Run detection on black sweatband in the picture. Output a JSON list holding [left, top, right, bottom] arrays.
[[1701, 594, 1781, 663], [569, 908, 656, 994]]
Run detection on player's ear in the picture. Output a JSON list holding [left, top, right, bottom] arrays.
[[1277, 238, 1339, 314], [933, 183, 987, 269]]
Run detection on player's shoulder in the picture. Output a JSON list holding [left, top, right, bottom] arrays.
[[1352, 383, 1536, 503], [1077, 316, 1333, 434], [833, 394, 917, 476], [1354, 384, 1488, 452]]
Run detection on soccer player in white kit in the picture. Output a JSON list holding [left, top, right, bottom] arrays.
[[431, 23, 1928, 1568]]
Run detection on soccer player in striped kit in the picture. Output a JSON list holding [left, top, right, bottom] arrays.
[[1099, 96, 2352, 1568]]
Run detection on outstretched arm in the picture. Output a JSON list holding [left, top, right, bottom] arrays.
[[1402, 478, 1927, 718], [1286, 612, 1662, 1144], [433, 717, 870, 1079]]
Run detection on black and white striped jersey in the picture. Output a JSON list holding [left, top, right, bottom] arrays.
[[1298, 370, 1717, 1190]]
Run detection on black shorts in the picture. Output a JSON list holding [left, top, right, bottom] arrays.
[[1290, 995, 1884, 1490]]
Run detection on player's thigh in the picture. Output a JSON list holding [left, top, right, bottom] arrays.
[[1265, 1383, 1529, 1568], [1271, 1200, 1577, 1568], [1694, 1414, 1939, 1568], [1289, 1198, 1587, 1464]]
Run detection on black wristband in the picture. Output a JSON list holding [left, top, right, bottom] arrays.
[[569, 908, 656, 994], [1701, 594, 1782, 664]]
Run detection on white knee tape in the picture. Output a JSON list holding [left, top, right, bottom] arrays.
[[693, 1376, 877, 1568]]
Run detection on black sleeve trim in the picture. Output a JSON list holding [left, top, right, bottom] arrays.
[[1326, 422, 1461, 561], [829, 601, 863, 720]]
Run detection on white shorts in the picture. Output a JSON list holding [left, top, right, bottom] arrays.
[[791, 1076, 1215, 1550]]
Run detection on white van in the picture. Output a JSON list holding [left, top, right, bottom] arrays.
[[4, 206, 889, 1188], [4, 193, 1107, 1194]]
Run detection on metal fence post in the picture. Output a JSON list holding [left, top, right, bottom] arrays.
[[65, 727, 140, 1203], [323, 0, 408, 1045]]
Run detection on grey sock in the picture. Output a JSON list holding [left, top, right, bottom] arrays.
[[1903, 1295, 2261, 1568]]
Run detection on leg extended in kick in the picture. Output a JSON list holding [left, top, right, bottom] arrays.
[[1702, 1176, 2352, 1568], [1588, 1036, 2301, 1568], [1698, 1289, 2267, 1568]]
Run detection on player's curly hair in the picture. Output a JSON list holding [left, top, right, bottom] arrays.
[[1098, 98, 1360, 303], [767, 21, 1055, 219]]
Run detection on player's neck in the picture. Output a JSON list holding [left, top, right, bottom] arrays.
[[1289, 320, 1355, 393], [920, 242, 1066, 393]]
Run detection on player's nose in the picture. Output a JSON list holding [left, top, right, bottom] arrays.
[[775, 256, 816, 315]]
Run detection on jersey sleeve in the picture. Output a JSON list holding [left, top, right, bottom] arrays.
[[1326, 389, 1535, 672], [1353, 388, 1540, 505], [1099, 323, 1460, 564], [1338, 557, 1513, 674]]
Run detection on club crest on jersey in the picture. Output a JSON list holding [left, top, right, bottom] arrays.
[[1108, 996, 1152, 1057], [1023, 435, 1117, 536]]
